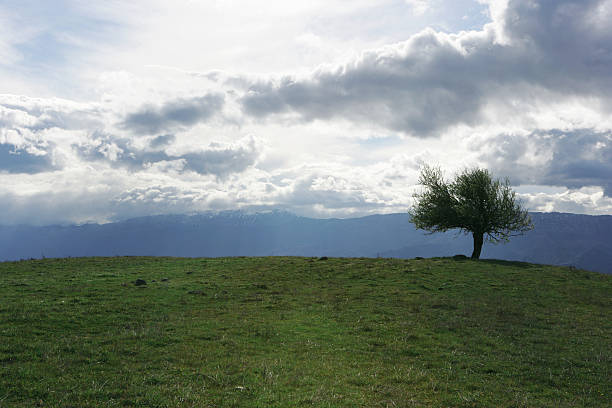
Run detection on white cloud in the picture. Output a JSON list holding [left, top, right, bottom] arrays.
[[519, 186, 612, 215], [405, 0, 431, 16]]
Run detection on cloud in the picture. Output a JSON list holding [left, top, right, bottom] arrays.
[[180, 136, 262, 177], [0, 94, 106, 174], [1, 0, 612, 224], [74, 132, 166, 170], [0, 94, 103, 131], [112, 185, 213, 218], [239, 0, 612, 136], [0, 143, 56, 174], [0, 186, 117, 226], [149, 134, 175, 148], [519, 186, 612, 215], [240, 29, 487, 136], [1, 93, 258, 178], [121, 94, 225, 135], [279, 174, 380, 210], [478, 129, 612, 196], [405, 0, 430, 16], [500, 0, 612, 93], [74, 133, 261, 177]]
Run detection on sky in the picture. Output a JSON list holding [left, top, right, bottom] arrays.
[[1, 0, 611, 225]]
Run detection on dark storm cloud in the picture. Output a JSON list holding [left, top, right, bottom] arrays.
[[121, 94, 225, 135], [239, 0, 612, 136], [0, 143, 56, 174], [480, 129, 612, 196]]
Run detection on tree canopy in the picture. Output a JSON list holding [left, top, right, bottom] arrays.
[[409, 166, 533, 259]]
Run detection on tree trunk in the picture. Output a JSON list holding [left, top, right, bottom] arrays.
[[471, 232, 483, 259]]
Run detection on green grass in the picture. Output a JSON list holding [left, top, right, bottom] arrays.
[[0, 256, 610, 407]]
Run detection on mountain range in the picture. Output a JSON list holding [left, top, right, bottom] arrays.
[[1, 211, 610, 274]]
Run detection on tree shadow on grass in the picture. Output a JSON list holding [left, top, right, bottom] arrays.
[[419, 256, 533, 269], [478, 258, 533, 269]]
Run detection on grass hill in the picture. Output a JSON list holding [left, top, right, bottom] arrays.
[[1, 257, 610, 407]]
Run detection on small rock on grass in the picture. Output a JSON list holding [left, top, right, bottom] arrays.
[[134, 279, 147, 286]]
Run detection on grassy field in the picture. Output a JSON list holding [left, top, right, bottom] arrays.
[[0, 256, 610, 407]]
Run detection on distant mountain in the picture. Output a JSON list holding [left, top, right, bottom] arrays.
[[0, 211, 610, 274]]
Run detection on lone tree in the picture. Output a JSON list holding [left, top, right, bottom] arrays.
[[409, 166, 533, 259]]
